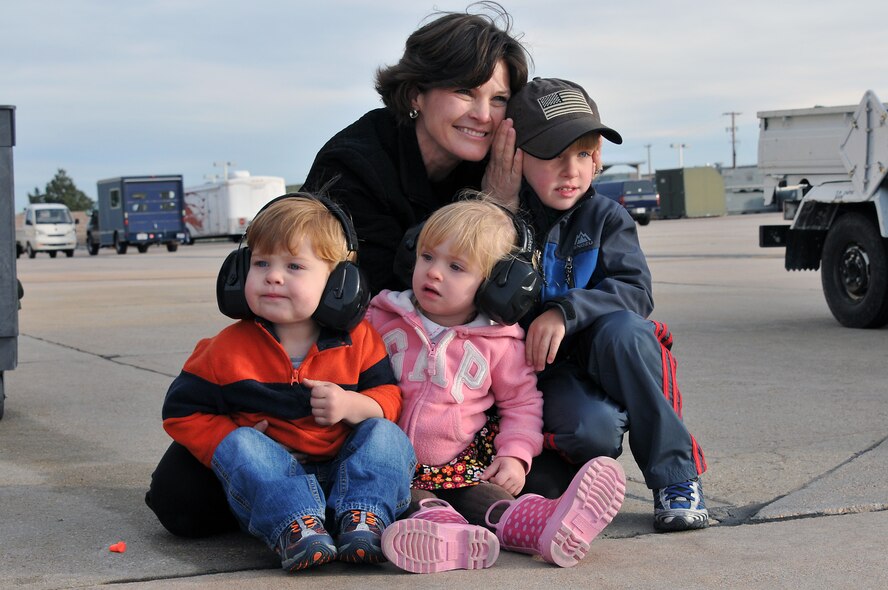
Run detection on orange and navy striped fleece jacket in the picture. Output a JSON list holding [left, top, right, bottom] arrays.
[[162, 318, 402, 467]]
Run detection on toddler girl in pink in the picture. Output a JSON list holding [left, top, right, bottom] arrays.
[[366, 197, 626, 572]]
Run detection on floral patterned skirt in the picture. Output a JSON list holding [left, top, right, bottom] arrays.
[[412, 417, 499, 491]]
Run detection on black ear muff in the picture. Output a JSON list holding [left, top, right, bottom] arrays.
[[393, 222, 423, 290], [310, 196, 369, 331], [475, 212, 541, 325], [215, 193, 369, 332], [312, 260, 370, 332], [216, 247, 253, 319]]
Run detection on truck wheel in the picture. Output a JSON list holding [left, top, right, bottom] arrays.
[[114, 234, 128, 255], [49, 251, 57, 258], [87, 235, 99, 256], [137, 244, 149, 254], [166, 242, 179, 252], [821, 213, 888, 328], [27, 243, 36, 259], [65, 249, 74, 258], [637, 215, 651, 226]]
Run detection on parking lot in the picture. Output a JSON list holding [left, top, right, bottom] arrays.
[[2, 211, 886, 589]]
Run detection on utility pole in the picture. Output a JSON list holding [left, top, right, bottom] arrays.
[[644, 143, 652, 176], [723, 112, 740, 168], [670, 143, 688, 167]]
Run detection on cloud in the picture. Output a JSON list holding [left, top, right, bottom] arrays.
[[4, 0, 888, 210]]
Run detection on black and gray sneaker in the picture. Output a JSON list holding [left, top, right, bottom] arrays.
[[337, 510, 385, 563], [276, 514, 337, 571]]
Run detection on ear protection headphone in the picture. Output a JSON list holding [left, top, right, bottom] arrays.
[[216, 193, 370, 332], [394, 205, 541, 326]]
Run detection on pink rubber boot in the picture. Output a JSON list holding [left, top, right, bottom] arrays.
[[381, 498, 500, 573], [485, 456, 626, 567]]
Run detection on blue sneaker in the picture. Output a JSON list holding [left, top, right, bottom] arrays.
[[276, 515, 337, 572], [337, 510, 385, 563], [653, 478, 709, 532]]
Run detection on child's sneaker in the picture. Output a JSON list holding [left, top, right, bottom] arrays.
[[485, 456, 625, 568], [337, 510, 386, 563], [653, 477, 709, 532], [276, 515, 337, 572], [382, 498, 500, 573]]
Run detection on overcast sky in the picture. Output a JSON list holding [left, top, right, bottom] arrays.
[[3, 0, 887, 211]]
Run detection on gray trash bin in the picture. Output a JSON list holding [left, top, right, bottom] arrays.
[[1, 105, 18, 419]]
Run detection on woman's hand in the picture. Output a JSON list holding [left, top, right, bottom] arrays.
[[482, 118, 523, 212]]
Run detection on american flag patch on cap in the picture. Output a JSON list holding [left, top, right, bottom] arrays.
[[537, 90, 593, 120]]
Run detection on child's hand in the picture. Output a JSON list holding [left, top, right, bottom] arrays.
[[482, 117, 523, 212], [481, 456, 525, 496], [525, 309, 566, 371], [303, 378, 350, 426]]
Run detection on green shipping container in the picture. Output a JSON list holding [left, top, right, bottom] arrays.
[[655, 167, 726, 218]]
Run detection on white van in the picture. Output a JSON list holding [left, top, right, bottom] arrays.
[[21, 203, 78, 258]]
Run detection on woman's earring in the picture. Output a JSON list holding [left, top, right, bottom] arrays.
[[409, 108, 419, 120]]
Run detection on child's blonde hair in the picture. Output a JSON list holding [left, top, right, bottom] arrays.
[[417, 195, 517, 278], [246, 195, 354, 266]]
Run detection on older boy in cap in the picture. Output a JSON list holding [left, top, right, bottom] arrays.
[[510, 77, 708, 532]]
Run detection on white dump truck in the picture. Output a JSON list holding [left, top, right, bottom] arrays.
[[759, 90, 888, 328], [183, 171, 285, 242]]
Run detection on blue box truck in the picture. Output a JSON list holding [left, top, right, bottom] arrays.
[[88, 175, 187, 254]]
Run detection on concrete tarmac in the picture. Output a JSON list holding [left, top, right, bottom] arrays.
[[2, 211, 886, 589]]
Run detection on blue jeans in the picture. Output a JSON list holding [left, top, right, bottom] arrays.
[[211, 419, 415, 549]]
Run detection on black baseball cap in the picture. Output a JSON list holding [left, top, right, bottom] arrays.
[[507, 77, 623, 160]]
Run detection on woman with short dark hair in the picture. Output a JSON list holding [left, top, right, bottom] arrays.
[[301, 2, 530, 293]]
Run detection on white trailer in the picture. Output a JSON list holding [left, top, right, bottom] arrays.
[[759, 90, 888, 328], [183, 171, 285, 241]]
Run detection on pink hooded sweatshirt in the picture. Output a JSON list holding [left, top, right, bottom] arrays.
[[367, 290, 544, 470]]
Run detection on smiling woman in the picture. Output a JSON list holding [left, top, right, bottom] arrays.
[[300, 1, 530, 294]]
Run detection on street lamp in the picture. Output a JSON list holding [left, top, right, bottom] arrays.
[[670, 143, 688, 167], [213, 161, 236, 181]]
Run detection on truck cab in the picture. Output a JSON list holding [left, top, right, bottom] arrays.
[[759, 90, 888, 328]]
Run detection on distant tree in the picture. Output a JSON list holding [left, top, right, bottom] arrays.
[[28, 168, 94, 211]]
